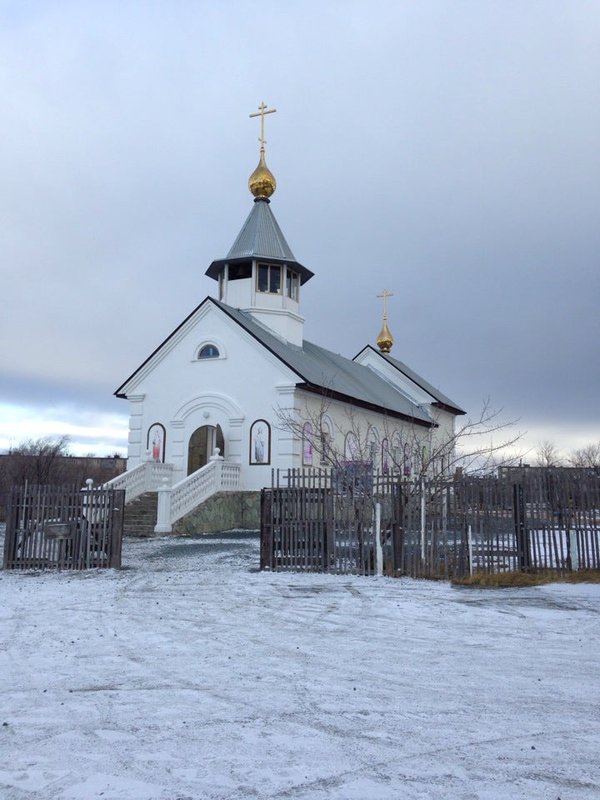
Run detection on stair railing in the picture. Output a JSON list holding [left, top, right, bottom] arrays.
[[154, 451, 241, 534], [105, 460, 174, 502]]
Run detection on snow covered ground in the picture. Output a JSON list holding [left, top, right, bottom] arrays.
[[1, 532, 599, 800]]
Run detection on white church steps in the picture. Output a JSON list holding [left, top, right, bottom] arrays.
[[106, 455, 241, 535], [155, 454, 241, 534]]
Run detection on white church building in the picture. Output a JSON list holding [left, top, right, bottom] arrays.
[[111, 106, 464, 534]]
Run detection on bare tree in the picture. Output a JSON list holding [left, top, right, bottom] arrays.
[[568, 441, 600, 469], [276, 394, 524, 486], [2, 436, 71, 486], [535, 440, 563, 468]]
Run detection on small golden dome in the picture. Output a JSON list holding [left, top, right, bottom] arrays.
[[248, 149, 276, 199], [377, 318, 394, 353]]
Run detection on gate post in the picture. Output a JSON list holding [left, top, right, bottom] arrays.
[[2, 487, 20, 569], [260, 488, 273, 570], [374, 502, 383, 576], [513, 482, 530, 571], [391, 482, 403, 577], [110, 489, 125, 568]]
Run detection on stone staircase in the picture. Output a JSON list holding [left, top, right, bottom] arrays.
[[109, 458, 243, 536], [123, 492, 158, 538]]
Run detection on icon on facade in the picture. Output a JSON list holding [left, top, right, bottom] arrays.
[[250, 420, 271, 465], [147, 423, 166, 463]]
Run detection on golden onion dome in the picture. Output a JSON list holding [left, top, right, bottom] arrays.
[[248, 148, 276, 199], [377, 318, 394, 353]]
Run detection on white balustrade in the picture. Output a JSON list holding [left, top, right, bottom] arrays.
[[221, 463, 242, 490], [107, 454, 240, 533], [105, 461, 174, 502], [154, 454, 241, 534]]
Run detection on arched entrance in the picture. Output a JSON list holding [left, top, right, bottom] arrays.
[[187, 424, 224, 475]]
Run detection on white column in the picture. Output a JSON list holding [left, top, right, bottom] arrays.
[[154, 478, 173, 534], [228, 417, 244, 461], [127, 395, 145, 466], [170, 420, 186, 483]]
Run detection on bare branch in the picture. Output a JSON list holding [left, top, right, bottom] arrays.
[[568, 441, 600, 469], [276, 392, 525, 488]]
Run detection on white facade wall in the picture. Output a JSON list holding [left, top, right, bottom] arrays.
[[121, 303, 302, 491], [293, 391, 450, 475], [221, 271, 304, 345]]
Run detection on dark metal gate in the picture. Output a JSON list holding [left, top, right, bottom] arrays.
[[261, 468, 402, 575], [3, 484, 125, 570]]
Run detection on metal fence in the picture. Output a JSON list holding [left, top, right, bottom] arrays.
[[3, 483, 124, 570], [261, 467, 600, 578], [260, 467, 402, 576]]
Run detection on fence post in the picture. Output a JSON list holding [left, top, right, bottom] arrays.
[[468, 523, 474, 577], [420, 478, 426, 563], [374, 501, 383, 576], [569, 529, 579, 571], [154, 477, 173, 534], [391, 482, 403, 577], [260, 488, 273, 570], [513, 482, 530, 571], [3, 487, 19, 569], [84, 478, 94, 570], [110, 489, 124, 568]]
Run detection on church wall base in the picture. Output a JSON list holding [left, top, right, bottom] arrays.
[[172, 491, 260, 536]]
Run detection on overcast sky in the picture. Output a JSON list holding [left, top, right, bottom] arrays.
[[1, 1, 599, 459]]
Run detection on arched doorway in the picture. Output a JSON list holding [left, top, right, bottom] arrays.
[[187, 424, 224, 474]]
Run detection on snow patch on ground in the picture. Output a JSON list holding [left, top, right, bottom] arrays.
[[1, 533, 599, 799]]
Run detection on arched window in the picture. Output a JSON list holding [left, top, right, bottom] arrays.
[[391, 432, 402, 471], [367, 426, 380, 468], [381, 438, 390, 474], [197, 344, 220, 359], [320, 418, 333, 464], [302, 422, 314, 466], [344, 432, 360, 462], [403, 444, 412, 477]]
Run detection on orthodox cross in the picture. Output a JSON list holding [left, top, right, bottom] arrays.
[[249, 102, 277, 148], [377, 289, 394, 319]]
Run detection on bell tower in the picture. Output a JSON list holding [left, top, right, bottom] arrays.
[[205, 103, 313, 346]]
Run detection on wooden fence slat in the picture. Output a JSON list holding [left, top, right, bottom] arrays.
[[259, 469, 600, 579], [3, 484, 123, 571]]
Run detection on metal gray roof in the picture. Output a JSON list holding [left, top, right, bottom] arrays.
[[215, 301, 435, 425], [205, 198, 314, 284], [116, 296, 450, 426], [227, 198, 296, 261], [373, 348, 466, 415]]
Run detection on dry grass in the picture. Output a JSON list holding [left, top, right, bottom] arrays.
[[452, 569, 600, 588]]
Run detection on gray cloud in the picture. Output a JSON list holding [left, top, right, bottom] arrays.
[[1, 2, 599, 455]]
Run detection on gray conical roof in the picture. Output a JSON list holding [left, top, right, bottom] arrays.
[[206, 198, 314, 284], [227, 198, 296, 260]]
